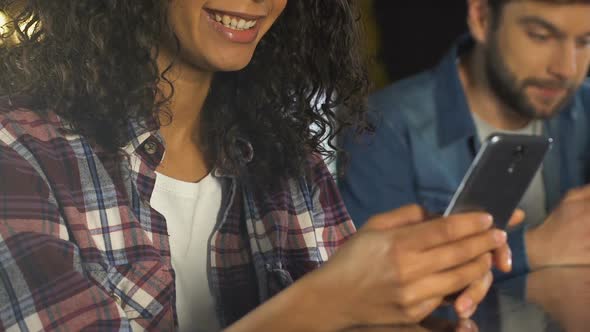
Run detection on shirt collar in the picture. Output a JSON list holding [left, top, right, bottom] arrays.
[[122, 116, 163, 154], [122, 116, 255, 178], [434, 34, 477, 148], [213, 137, 255, 178], [434, 34, 581, 149]]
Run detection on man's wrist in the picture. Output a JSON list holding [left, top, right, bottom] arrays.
[[524, 228, 545, 270]]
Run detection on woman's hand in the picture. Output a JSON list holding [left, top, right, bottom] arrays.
[[225, 205, 517, 332], [306, 205, 507, 328], [452, 208, 525, 318]]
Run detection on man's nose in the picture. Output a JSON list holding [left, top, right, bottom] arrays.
[[548, 40, 579, 81]]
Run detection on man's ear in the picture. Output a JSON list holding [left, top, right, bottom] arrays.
[[467, 0, 493, 44]]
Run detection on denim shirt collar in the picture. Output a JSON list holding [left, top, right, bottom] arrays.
[[434, 35, 477, 149], [433, 34, 579, 149]]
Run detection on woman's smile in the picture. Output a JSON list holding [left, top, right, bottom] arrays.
[[203, 8, 264, 44]]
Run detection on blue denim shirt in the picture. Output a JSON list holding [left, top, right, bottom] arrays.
[[340, 37, 590, 280]]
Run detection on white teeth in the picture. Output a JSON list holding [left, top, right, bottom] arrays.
[[215, 13, 257, 30]]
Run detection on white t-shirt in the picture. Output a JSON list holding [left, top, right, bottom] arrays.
[[150, 172, 222, 332], [472, 113, 547, 227]]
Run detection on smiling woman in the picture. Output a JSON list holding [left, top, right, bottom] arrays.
[[0, 0, 372, 330], [163, 0, 288, 73], [0, 0, 370, 186], [0, 0, 509, 331]]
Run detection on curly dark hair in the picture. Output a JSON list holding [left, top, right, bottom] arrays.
[[0, 0, 370, 186]]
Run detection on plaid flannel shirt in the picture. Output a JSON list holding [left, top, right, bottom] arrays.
[[0, 100, 356, 331]]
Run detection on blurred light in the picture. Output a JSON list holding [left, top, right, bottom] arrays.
[[0, 10, 17, 46], [0, 11, 8, 36], [0, 9, 40, 46]]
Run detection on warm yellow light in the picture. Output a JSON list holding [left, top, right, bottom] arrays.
[[0, 11, 8, 35], [0, 11, 10, 46], [0, 10, 40, 46], [19, 16, 39, 38]]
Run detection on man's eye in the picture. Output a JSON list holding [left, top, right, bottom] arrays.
[[528, 32, 550, 42]]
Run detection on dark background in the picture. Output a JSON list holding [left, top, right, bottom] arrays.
[[371, 0, 468, 84]]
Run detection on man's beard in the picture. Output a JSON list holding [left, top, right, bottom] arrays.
[[484, 35, 576, 120]]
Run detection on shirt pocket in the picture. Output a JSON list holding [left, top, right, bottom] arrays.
[[417, 188, 453, 215], [86, 260, 174, 328], [109, 261, 173, 320]]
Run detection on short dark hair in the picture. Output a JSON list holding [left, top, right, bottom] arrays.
[[488, 0, 590, 27]]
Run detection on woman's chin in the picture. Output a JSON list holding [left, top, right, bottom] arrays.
[[213, 58, 253, 72]]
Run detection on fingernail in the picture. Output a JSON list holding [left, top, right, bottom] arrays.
[[458, 319, 475, 332], [494, 230, 507, 244], [458, 297, 473, 312], [459, 304, 477, 319], [481, 214, 493, 227]]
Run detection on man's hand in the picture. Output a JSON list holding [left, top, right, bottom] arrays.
[[526, 267, 590, 332], [525, 185, 590, 269]]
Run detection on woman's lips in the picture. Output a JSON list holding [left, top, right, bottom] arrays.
[[204, 8, 264, 44]]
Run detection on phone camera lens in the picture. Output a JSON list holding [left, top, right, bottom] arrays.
[[514, 145, 525, 159]]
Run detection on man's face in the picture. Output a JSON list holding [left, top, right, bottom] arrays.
[[484, 1, 590, 119]]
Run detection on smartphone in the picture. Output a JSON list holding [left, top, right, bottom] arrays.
[[443, 133, 552, 229]]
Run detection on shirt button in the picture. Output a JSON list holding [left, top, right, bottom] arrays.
[[110, 293, 123, 307], [143, 141, 158, 155]]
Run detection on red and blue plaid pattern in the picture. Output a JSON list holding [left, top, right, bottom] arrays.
[[0, 102, 355, 331]]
